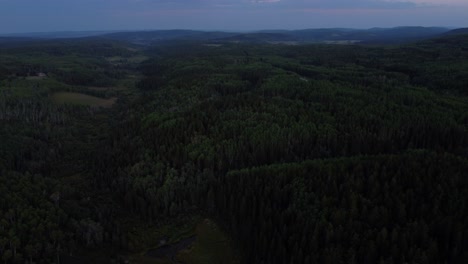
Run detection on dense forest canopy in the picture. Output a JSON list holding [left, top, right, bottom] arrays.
[[0, 32, 467, 264]]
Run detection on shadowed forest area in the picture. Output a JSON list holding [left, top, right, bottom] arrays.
[[0, 32, 467, 263]]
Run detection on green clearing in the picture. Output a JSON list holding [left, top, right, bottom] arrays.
[[86, 86, 118, 91], [51, 92, 116, 107], [177, 219, 240, 264], [25, 76, 47, 80], [107, 55, 149, 65], [125, 218, 239, 264]]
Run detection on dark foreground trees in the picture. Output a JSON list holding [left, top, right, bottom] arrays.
[[216, 151, 468, 264]]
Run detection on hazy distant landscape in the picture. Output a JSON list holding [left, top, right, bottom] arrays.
[[0, 26, 460, 45], [0, 22, 467, 264]]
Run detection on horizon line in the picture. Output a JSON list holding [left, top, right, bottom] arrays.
[[0, 25, 462, 36]]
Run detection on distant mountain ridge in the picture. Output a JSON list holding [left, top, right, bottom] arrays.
[[0, 31, 118, 39], [99, 27, 451, 45], [1, 27, 465, 45], [443, 28, 468, 36]]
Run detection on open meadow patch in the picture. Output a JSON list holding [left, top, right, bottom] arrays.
[[176, 219, 240, 264], [51, 92, 116, 107]]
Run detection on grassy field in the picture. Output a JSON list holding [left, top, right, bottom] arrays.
[[106, 55, 149, 65], [124, 218, 239, 264], [51, 92, 116, 107], [177, 219, 241, 264]]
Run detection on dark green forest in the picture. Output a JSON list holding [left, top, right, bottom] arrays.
[[1, 33, 467, 263]]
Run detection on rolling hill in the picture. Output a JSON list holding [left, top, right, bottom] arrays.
[[0, 27, 453, 45]]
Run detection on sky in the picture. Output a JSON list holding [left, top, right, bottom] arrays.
[[0, 0, 467, 33]]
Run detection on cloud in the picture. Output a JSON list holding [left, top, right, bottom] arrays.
[[153, 0, 419, 10], [1, 0, 455, 11], [273, 0, 418, 10], [250, 0, 281, 3]]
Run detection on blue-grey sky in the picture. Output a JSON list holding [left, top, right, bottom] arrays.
[[0, 0, 467, 33]]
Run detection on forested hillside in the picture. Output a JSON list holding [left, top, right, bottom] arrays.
[[96, 35, 467, 263], [1, 34, 467, 263], [0, 40, 143, 263]]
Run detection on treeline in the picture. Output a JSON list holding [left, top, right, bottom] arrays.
[[0, 39, 133, 57], [0, 46, 131, 262], [0, 93, 67, 125], [0, 86, 103, 174], [216, 151, 468, 264], [0, 39, 134, 87]]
